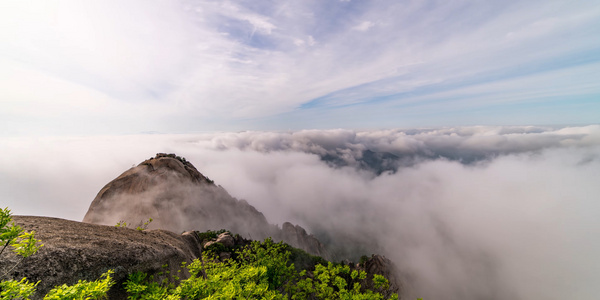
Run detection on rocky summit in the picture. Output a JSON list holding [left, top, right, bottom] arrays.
[[83, 153, 329, 259]]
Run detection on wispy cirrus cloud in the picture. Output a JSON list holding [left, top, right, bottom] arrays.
[[1, 0, 598, 135]]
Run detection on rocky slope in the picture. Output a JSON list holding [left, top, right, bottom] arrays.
[[0, 216, 203, 299], [83, 153, 329, 259]]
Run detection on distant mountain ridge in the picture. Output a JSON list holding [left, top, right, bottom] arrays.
[[83, 153, 329, 259], [322, 149, 399, 174]]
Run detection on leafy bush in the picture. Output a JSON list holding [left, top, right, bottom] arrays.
[[0, 278, 38, 299], [1, 207, 44, 299], [206, 241, 228, 252], [0, 208, 43, 261], [43, 270, 114, 300], [114, 221, 127, 228], [124, 271, 176, 300], [123, 237, 398, 299], [236, 238, 296, 290], [196, 229, 229, 242], [359, 255, 369, 265]]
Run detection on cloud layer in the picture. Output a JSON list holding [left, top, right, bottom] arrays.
[[1, 125, 599, 299]]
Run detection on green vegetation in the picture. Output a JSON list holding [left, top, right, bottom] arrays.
[[0, 278, 37, 299], [292, 263, 394, 300], [1, 207, 44, 299], [136, 218, 153, 231], [195, 229, 229, 243], [114, 218, 153, 231], [115, 221, 127, 228], [43, 270, 114, 300], [1, 209, 402, 299], [0, 208, 43, 262], [123, 237, 398, 299]]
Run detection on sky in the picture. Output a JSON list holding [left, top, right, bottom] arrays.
[[1, 0, 599, 135]]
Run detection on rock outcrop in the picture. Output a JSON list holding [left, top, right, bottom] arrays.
[[83, 153, 329, 259], [359, 254, 402, 298], [0, 216, 203, 299], [281, 222, 329, 259]]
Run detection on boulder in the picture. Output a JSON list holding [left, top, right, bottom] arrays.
[[215, 232, 235, 248], [0, 216, 202, 299]]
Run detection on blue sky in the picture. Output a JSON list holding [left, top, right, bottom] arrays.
[[1, 0, 599, 135]]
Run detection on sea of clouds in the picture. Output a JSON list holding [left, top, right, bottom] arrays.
[[1, 125, 599, 299]]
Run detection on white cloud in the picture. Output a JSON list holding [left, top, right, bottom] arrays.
[[216, 1, 277, 35], [352, 21, 375, 32]]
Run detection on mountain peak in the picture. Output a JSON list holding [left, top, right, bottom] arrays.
[[139, 153, 214, 185], [82, 154, 329, 259]]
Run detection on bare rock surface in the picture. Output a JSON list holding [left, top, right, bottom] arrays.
[[83, 153, 329, 259], [360, 254, 402, 297], [215, 232, 235, 248], [0, 216, 202, 299], [281, 222, 329, 258]]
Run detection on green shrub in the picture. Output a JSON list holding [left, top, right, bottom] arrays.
[[123, 237, 398, 299], [359, 255, 369, 265], [43, 270, 114, 300], [0, 278, 38, 300], [196, 229, 229, 242], [114, 221, 127, 228], [292, 262, 398, 300], [1, 207, 43, 300], [0, 207, 43, 261], [203, 242, 227, 256], [136, 218, 153, 231], [114, 218, 153, 231]]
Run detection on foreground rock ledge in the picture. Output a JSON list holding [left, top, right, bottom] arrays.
[[0, 216, 202, 299]]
